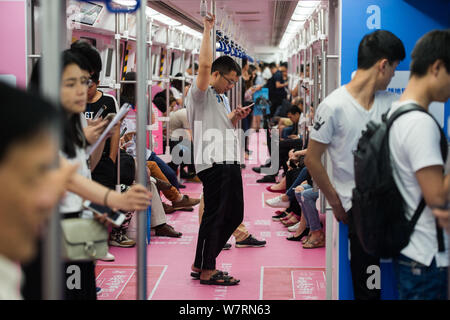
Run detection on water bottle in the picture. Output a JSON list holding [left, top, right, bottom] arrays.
[[200, 0, 207, 17]]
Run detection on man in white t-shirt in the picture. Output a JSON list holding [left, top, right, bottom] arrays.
[[305, 30, 406, 300], [387, 30, 450, 300]]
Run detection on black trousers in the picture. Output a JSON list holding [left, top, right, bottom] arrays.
[[194, 164, 244, 270], [347, 208, 381, 300]]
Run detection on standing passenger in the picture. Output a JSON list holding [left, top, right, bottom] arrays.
[[305, 30, 405, 300], [186, 14, 251, 285], [387, 29, 450, 300]]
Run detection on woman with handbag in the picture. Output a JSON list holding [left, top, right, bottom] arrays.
[[22, 50, 152, 300]]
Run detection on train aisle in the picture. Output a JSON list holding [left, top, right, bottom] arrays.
[[96, 131, 326, 300]]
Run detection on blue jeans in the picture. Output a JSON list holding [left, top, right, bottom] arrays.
[[148, 151, 180, 190], [393, 254, 448, 300], [295, 187, 320, 231], [286, 167, 308, 203], [281, 126, 294, 139]]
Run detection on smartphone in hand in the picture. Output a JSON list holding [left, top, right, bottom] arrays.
[[83, 200, 126, 227]]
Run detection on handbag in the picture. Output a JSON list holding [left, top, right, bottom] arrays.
[[61, 218, 109, 261]]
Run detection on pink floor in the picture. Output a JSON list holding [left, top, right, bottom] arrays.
[[96, 131, 326, 300]]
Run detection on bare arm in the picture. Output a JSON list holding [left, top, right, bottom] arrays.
[[305, 139, 348, 223], [276, 81, 289, 89], [196, 14, 215, 91], [109, 122, 121, 164], [66, 172, 151, 212]]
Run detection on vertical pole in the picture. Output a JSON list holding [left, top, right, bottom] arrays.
[[136, 0, 148, 300], [181, 32, 186, 108], [165, 27, 171, 155], [41, 0, 64, 300], [148, 18, 153, 150], [211, 0, 216, 61], [115, 13, 122, 192]]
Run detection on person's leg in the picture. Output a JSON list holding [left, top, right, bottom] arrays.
[[147, 161, 181, 203], [193, 165, 243, 280], [232, 224, 250, 242], [347, 208, 381, 300], [148, 152, 180, 190]]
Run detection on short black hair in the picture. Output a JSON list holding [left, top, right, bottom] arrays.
[[357, 30, 405, 69], [280, 62, 288, 69], [172, 72, 183, 93], [153, 90, 175, 113], [194, 63, 199, 71], [242, 58, 248, 68], [287, 106, 300, 115], [0, 82, 60, 162], [70, 40, 102, 80], [269, 62, 277, 69], [410, 29, 450, 77], [211, 56, 242, 76]]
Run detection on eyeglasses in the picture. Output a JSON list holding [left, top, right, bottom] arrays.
[[220, 73, 237, 86]]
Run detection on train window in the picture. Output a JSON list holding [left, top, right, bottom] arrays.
[[105, 48, 114, 78]]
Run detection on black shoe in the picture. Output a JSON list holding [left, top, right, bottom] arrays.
[[286, 228, 310, 241], [257, 175, 276, 183], [252, 166, 262, 173], [222, 243, 232, 250], [240, 164, 246, 169], [235, 235, 266, 248], [272, 212, 287, 221], [178, 184, 186, 189]]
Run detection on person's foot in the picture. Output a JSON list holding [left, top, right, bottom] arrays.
[[99, 252, 115, 262], [109, 234, 136, 248], [302, 232, 325, 249], [235, 235, 266, 248], [162, 202, 176, 214], [154, 178, 172, 191], [154, 224, 182, 238], [172, 195, 200, 210], [223, 243, 232, 250], [199, 270, 239, 286], [266, 185, 286, 193], [180, 170, 196, 179], [257, 175, 277, 183], [178, 184, 186, 189], [272, 211, 288, 221], [288, 221, 301, 232], [287, 227, 310, 241], [266, 195, 290, 208]]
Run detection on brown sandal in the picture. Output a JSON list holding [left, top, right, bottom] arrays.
[[302, 236, 325, 249], [302, 235, 311, 244]]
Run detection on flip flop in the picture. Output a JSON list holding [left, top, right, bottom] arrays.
[[199, 272, 240, 286], [190, 270, 229, 280]]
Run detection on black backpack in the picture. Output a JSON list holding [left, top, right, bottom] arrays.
[[352, 103, 447, 258]]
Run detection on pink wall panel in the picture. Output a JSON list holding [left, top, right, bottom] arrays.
[[0, 0, 27, 88]]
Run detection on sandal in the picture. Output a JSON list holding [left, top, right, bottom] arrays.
[[302, 236, 325, 249], [190, 270, 229, 280], [199, 272, 240, 286]]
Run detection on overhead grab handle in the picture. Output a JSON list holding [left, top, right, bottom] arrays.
[[76, 0, 141, 13]]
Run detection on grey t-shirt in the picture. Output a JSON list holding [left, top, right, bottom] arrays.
[[186, 79, 241, 173]]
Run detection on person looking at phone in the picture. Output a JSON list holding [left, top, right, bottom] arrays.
[[71, 40, 121, 191], [22, 50, 152, 300], [186, 14, 252, 286]]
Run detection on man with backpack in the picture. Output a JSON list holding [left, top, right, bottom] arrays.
[[385, 30, 450, 300], [304, 30, 406, 300]]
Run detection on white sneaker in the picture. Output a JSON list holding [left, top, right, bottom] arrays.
[[266, 195, 290, 208], [288, 222, 300, 232], [100, 251, 115, 262]]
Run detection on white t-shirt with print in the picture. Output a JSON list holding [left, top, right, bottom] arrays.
[[310, 86, 399, 212], [388, 100, 448, 267]]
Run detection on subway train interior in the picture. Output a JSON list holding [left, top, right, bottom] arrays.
[[0, 0, 449, 304]]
